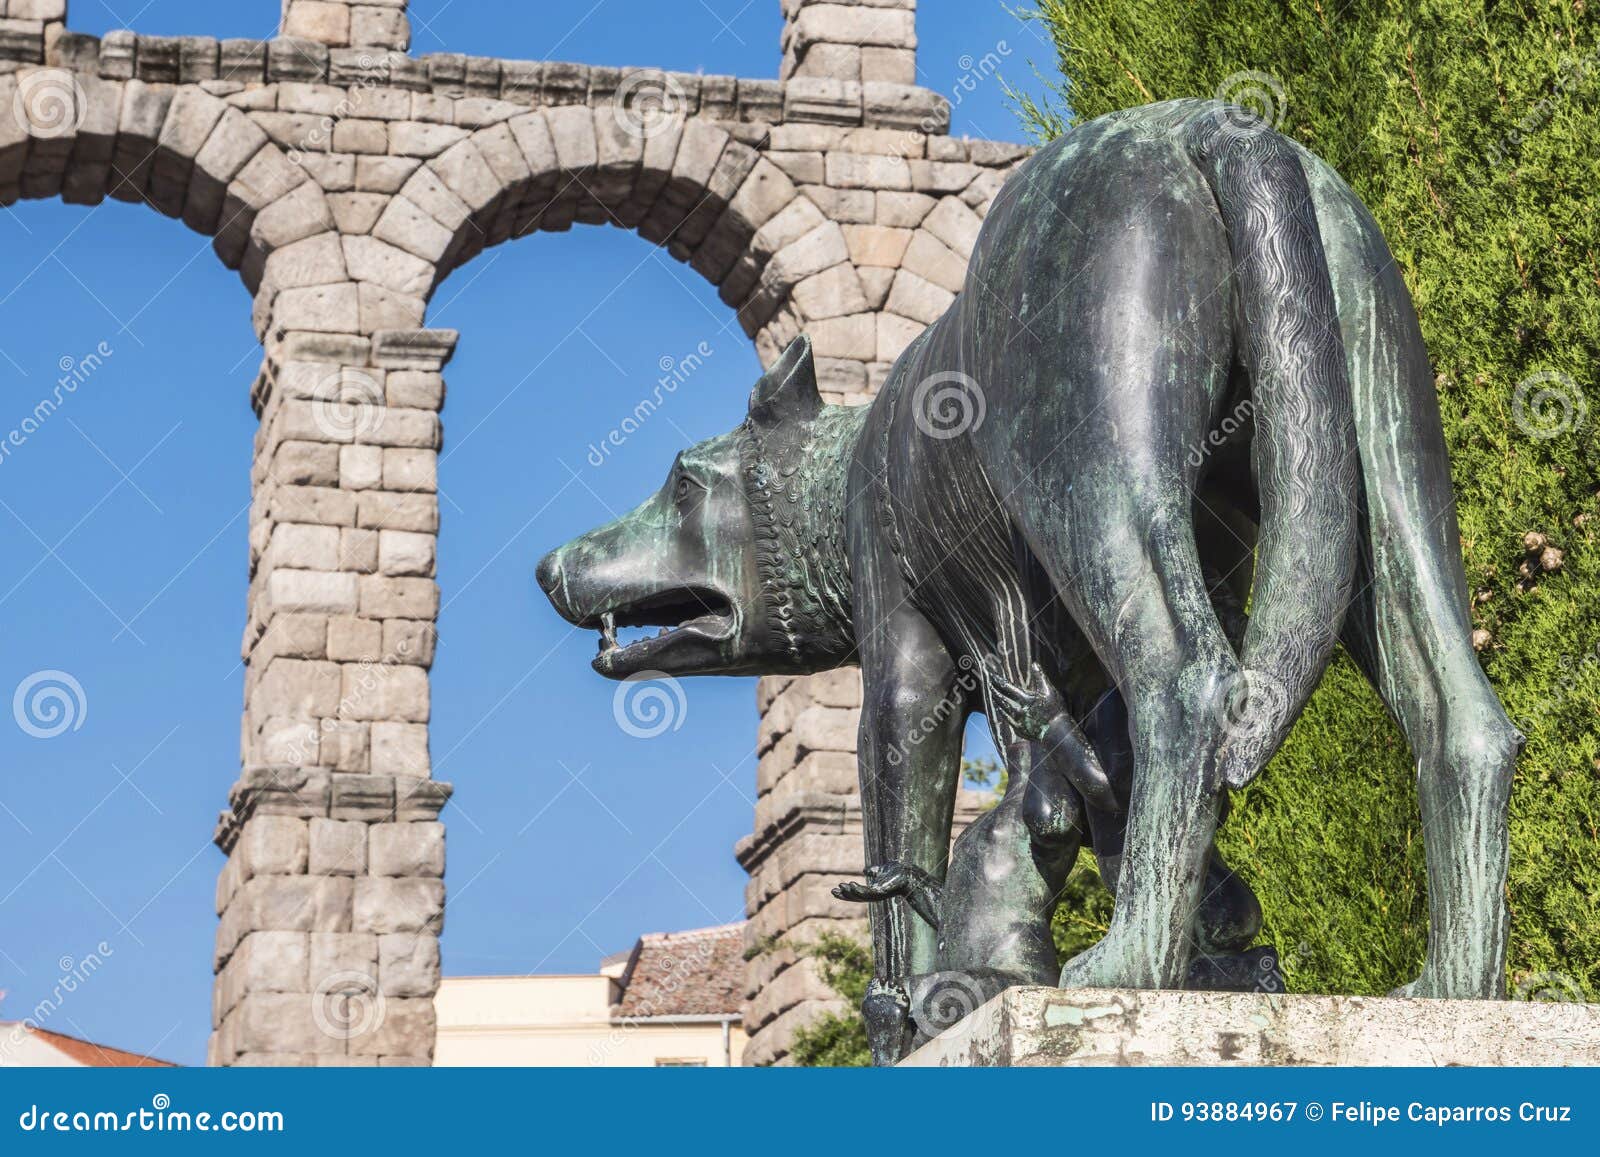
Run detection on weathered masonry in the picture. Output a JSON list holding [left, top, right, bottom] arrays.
[[0, 0, 1025, 1065]]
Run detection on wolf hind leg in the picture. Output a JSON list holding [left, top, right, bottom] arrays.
[[1020, 497, 1242, 990], [1081, 688, 1263, 963], [1341, 516, 1519, 999], [1310, 168, 1520, 998]]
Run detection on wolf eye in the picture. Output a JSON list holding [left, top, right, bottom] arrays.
[[675, 475, 696, 501]]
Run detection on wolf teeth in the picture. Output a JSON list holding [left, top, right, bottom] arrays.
[[600, 611, 618, 651]]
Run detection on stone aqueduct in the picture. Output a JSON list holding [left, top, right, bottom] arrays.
[[0, 0, 1025, 1064]]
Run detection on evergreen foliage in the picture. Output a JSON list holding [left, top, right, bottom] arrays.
[[1019, 0, 1600, 1000]]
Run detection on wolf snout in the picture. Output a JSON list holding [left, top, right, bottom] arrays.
[[535, 549, 565, 604]]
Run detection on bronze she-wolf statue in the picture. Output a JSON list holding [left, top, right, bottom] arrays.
[[537, 100, 1520, 1065]]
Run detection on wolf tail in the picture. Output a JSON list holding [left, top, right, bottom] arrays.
[[1183, 108, 1361, 788]]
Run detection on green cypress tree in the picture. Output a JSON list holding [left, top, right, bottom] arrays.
[[1018, 0, 1600, 1000]]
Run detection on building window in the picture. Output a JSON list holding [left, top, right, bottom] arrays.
[[654, 1058, 708, 1067]]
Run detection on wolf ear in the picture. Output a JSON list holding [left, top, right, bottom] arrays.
[[748, 336, 823, 428]]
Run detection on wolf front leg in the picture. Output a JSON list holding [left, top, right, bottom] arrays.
[[850, 599, 969, 1065]]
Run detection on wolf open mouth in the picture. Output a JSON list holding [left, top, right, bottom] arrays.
[[581, 587, 736, 672]]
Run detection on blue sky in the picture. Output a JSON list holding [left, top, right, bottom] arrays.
[[0, 1, 1041, 1065]]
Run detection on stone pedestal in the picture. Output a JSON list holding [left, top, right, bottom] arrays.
[[901, 987, 1600, 1067]]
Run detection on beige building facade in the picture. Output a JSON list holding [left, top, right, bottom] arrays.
[[435, 924, 746, 1067]]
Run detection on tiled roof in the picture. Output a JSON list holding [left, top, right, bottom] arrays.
[[613, 922, 744, 1020], [2, 1023, 175, 1067]]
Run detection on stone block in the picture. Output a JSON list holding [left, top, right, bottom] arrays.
[[876, 189, 935, 227], [253, 656, 345, 719], [886, 269, 956, 325], [339, 659, 430, 722], [842, 222, 911, 266], [330, 771, 396, 821], [373, 195, 453, 262], [321, 719, 371, 772], [349, 995, 435, 1058], [282, 2, 351, 46], [378, 932, 440, 997], [378, 529, 435, 576], [255, 715, 320, 766], [237, 874, 353, 934], [231, 992, 341, 1057], [268, 569, 360, 616], [356, 154, 420, 193], [877, 311, 926, 361], [272, 441, 341, 487], [792, 263, 868, 320], [328, 191, 389, 233], [908, 159, 978, 195], [902, 988, 1600, 1067], [353, 877, 445, 934], [339, 527, 380, 573], [862, 82, 949, 133], [235, 814, 309, 878], [309, 930, 378, 981], [271, 484, 357, 527], [370, 720, 429, 774], [328, 616, 382, 662], [358, 574, 439, 619], [357, 406, 441, 449], [382, 620, 435, 666], [381, 447, 436, 491], [790, 704, 859, 755], [267, 523, 341, 572], [351, 5, 409, 51], [308, 817, 367, 876], [343, 235, 432, 296], [253, 613, 330, 662], [922, 194, 983, 259], [369, 822, 444, 878], [339, 443, 384, 490], [826, 150, 911, 190], [901, 229, 967, 293]]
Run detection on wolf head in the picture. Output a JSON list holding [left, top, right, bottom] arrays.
[[537, 337, 861, 680]]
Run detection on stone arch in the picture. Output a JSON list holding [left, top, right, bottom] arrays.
[[0, 66, 342, 343], [372, 105, 866, 375]]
